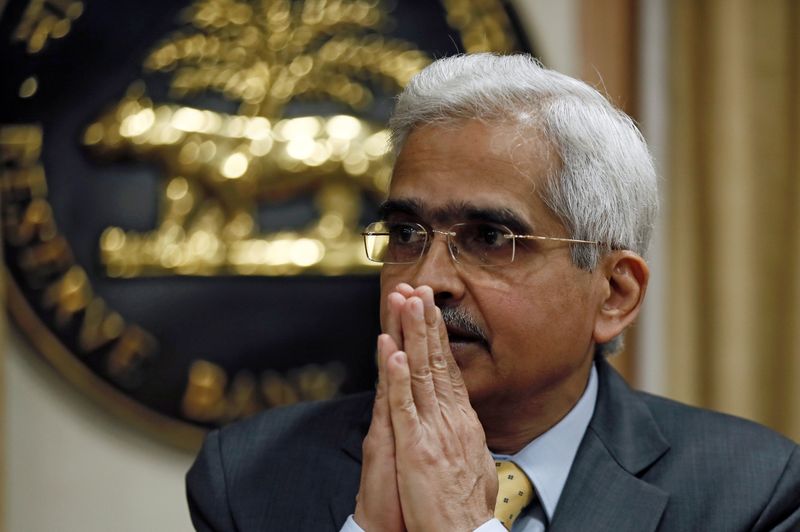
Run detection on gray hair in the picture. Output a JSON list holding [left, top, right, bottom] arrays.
[[388, 53, 658, 356]]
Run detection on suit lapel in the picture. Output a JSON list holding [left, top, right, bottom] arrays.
[[328, 395, 371, 529], [550, 360, 671, 532], [548, 430, 669, 531]]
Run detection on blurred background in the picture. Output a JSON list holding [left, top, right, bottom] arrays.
[[1, 0, 798, 530]]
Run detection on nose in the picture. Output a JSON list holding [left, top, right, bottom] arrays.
[[410, 231, 466, 305]]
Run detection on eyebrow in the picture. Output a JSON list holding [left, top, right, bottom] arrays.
[[378, 199, 534, 234], [378, 198, 423, 219]]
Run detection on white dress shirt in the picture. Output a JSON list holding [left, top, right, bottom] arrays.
[[342, 364, 598, 532]]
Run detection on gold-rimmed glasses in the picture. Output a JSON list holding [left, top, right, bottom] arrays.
[[362, 221, 601, 267]]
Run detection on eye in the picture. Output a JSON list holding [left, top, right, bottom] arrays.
[[456, 222, 512, 252], [451, 222, 514, 266], [388, 222, 423, 244], [474, 223, 507, 247]]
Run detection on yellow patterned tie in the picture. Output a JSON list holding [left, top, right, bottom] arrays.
[[494, 461, 534, 530]]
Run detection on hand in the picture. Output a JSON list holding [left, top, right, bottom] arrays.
[[354, 284, 414, 532], [386, 286, 497, 532]]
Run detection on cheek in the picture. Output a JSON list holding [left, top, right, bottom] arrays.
[[485, 292, 547, 349], [467, 279, 537, 345], [475, 273, 597, 355]]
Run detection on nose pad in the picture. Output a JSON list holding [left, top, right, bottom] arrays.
[[422, 233, 452, 264], [429, 229, 459, 265], [448, 239, 460, 262]]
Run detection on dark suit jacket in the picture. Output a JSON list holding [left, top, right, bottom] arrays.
[[186, 359, 800, 531]]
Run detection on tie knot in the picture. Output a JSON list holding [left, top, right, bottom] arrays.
[[494, 461, 534, 530]]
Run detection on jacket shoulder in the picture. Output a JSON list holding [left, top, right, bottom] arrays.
[[638, 390, 796, 455], [634, 391, 800, 530], [186, 392, 373, 531]]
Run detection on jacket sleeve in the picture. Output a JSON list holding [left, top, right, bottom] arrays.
[[186, 429, 238, 532], [752, 444, 800, 531]]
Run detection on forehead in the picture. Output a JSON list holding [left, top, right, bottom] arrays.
[[388, 120, 561, 229]]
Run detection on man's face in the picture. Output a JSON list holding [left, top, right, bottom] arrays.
[[379, 120, 607, 416]]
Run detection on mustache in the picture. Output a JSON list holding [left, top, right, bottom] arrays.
[[439, 306, 488, 343]]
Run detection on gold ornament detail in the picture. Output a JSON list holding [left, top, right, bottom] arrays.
[[145, 0, 428, 116], [443, 0, 519, 53], [181, 359, 346, 423], [85, 0, 432, 277], [12, 0, 84, 54], [0, 125, 159, 390]]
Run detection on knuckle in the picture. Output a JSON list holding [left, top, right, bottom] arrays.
[[410, 365, 432, 382], [415, 444, 438, 466], [373, 387, 387, 402], [400, 397, 417, 414], [424, 310, 438, 327], [448, 363, 462, 380], [362, 431, 378, 449], [405, 323, 425, 339], [361, 438, 376, 460], [429, 352, 448, 370], [363, 424, 388, 448]]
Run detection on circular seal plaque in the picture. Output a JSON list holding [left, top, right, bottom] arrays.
[[0, 0, 530, 448]]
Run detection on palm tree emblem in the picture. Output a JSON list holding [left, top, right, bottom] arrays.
[[84, 0, 431, 276]]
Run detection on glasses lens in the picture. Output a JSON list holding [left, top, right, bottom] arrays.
[[363, 222, 427, 263], [451, 222, 514, 266]]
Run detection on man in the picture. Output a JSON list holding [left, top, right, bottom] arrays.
[[186, 54, 800, 531]]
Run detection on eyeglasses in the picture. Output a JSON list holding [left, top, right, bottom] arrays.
[[362, 221, 601, 267]]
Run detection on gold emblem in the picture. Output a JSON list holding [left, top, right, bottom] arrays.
[[85, 0, 434, 277], [1, 0, 525, 448]]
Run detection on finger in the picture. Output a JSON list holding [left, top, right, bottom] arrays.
[[400, 296, 441, 419], [415, 286, 456, 407], [384, 291, 407, 350], [356, 336, 404, 532], [379, 333, 400, 364], [386, 351, 420, 439], [435, 306, 471, 407], [375, 334, 398, 414], [395, 283, 415, 297], [367, 336, 396, 444], [386, 284, 414, 348], [366, 336, 397, 458]]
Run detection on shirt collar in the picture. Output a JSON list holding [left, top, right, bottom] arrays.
[[492, 363, 598, 522]]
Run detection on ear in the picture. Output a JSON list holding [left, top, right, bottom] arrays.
[[593, 251, 649, 344]]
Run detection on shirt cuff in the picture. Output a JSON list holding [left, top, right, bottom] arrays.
[[341, 515, 365, 532], [342, 515, 504, 532], [474, 518, 507, 531]]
